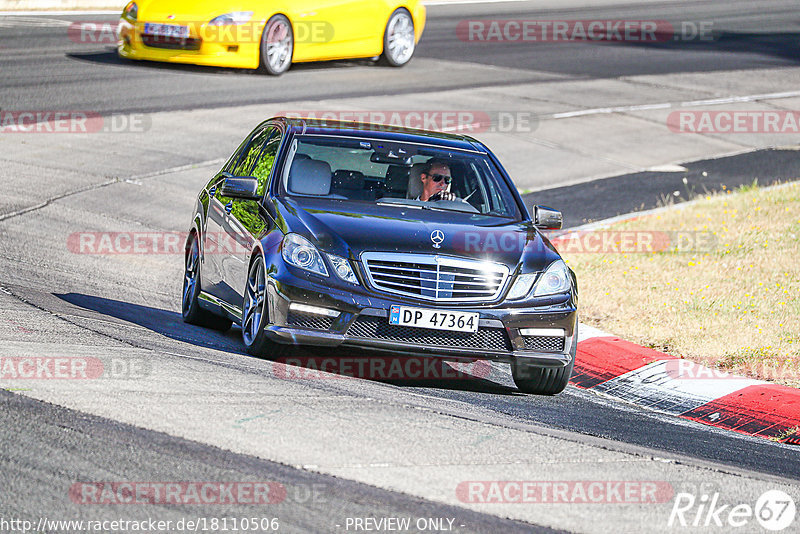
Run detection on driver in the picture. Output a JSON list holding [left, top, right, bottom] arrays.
[[418, 159, 458, 202]]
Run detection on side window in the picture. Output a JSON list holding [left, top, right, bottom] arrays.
[[251, 129, 282, 196], [222, 137, 250, 175], [231, 126, 274, 176]]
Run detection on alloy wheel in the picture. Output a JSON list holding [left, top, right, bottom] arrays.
[[243, 258, 266, 346], [385, 11, 415, 66], [263, 16, 293, 75], [182, 237, 200, 314]]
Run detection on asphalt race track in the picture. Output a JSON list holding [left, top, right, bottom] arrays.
[[1, 1, 799, 532], [1, 0, 799, 114]]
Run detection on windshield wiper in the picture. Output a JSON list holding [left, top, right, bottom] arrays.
[[376, 200, 478, 214], [421, 204, 470, 213], [376, 201, 423, 209]]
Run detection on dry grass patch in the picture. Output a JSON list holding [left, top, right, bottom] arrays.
[[563, 181, 800, 387]]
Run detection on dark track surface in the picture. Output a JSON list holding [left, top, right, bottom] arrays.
[[0, 390, 554, 533], [0, 0, 798, 115], [1, 1, 799, 530], [525, 148, 800, 228]]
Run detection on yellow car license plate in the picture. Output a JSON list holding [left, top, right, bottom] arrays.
[[143, 23, 190, 38]]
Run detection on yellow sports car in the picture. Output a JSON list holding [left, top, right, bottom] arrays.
[[117, 0, 426, 75]]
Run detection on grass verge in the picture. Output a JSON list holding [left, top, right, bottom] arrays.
[[561, 180, 800, 387]]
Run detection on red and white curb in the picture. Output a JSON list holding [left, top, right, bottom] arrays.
[[573, 324, 800, 444]]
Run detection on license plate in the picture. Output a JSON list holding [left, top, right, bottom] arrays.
[[389, 305, 478, 333], [144, 23, 190, 38]]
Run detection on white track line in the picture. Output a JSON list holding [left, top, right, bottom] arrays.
[[550, 90, 800, 119]]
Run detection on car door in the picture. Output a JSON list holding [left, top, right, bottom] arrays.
[[198, 136, 248, 298], [221, 126, 284, 307], [203, 124, 274, 307], [338, 0, 387, 53], [292, 0, 384, 60]]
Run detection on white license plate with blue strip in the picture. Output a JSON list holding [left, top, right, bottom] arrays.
[[389, 305, 478, 333]]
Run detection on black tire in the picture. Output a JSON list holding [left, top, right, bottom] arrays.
[[241, 255, 292, 359], [182, 233, 232, 331], [259, 14, 293, 75], [511, 328, 578, 395], [379, 9, 415, 67]]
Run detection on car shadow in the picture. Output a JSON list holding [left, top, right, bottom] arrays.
[[276, 345, 521, 395], [66, 48, 382, 76], [66, 49, 255, 75], [54, 292, 246, 355], [54, 292, 519, 395]]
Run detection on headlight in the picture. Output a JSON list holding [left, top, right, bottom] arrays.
[[507, 260, 570, 300], [532, 260, 571, 296], [123, 1, 137, 20], [282, 234, 328, 277], [326, 254, 359, 285], [208, 11, 253, 25], [506, 272, 537, 300]]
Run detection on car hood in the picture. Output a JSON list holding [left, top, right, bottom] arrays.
[[137, 0, 263, 22], [276, 197, 561, 272]]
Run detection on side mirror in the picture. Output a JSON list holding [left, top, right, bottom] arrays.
[[220, 176, 261, 200], [533, 205, 562, 230]]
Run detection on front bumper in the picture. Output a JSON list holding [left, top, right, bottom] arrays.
[[263, 263, 577, 368], [117, 19, 261, 69]]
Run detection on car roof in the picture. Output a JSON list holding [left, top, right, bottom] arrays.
[[269, 116, 486, 152]]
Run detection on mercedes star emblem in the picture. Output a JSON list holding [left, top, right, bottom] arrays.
[[430, 229, 444, 249]]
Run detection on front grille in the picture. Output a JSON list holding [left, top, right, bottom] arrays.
[[347, 316, 512, 352], [522, 335, 565, 352], [361, 252, 508, 302], [141, 34, 201, 50], [286, 311, 333, 331]]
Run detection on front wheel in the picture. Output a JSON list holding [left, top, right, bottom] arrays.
[[379, 9, 415, 67], [511, 330, 577, 395], [242, 255, 291, 359], [259, 14, 293, 75]]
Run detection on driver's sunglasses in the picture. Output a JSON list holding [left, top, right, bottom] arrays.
[[429, 173, 452, 184]]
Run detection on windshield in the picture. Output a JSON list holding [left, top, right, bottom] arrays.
[[280, 135, 521, 218]]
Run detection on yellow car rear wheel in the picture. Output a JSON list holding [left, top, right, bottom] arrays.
[[259, 14, 293, 75], [380, 8, 415, 67]]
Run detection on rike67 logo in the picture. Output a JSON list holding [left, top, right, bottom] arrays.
[[669, 489, 796, 530]]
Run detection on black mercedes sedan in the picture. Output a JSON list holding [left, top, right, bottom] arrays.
[[182, 117, 578, 394]]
